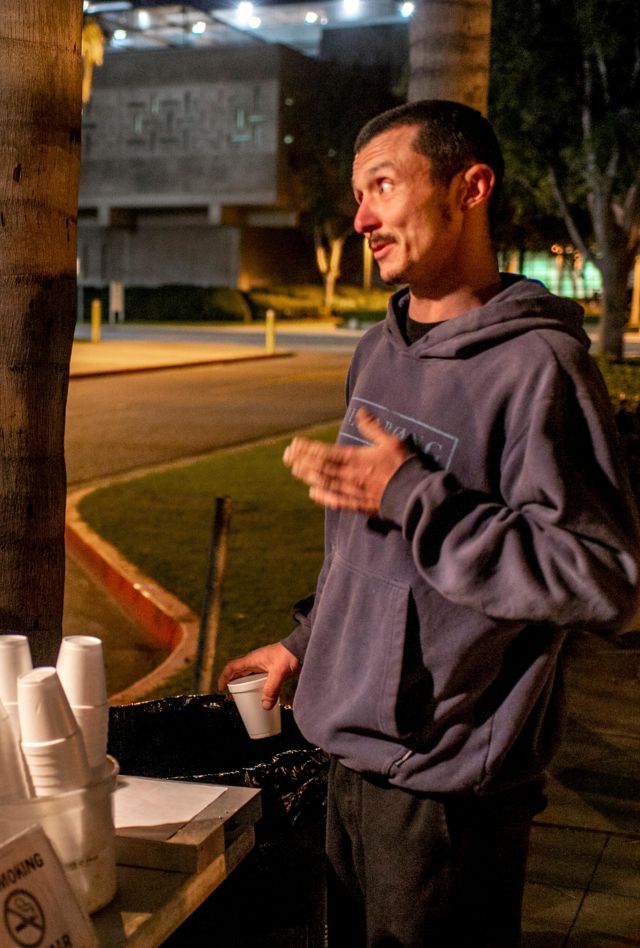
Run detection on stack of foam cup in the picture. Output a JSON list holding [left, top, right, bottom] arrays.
[[0, 698, 32, 802], [56, 635, 109, 780], [0, 634, 32, 740], [18, 667, 91, 797]]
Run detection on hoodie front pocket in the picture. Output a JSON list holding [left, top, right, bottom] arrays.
[[303, 551, 412, 739]]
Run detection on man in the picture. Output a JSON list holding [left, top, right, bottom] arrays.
[[219, 101, 640, 947]]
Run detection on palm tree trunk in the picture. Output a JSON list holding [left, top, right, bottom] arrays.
[[0, 2, 82, 664], [408, 0, 492, 114]]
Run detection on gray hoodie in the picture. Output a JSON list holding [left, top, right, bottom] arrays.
[[283, 276, 640, 794]]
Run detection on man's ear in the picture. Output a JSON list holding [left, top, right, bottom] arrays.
[[460, 163, 495, 210]]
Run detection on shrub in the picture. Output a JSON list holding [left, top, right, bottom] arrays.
[[81, 285, 253, 322]]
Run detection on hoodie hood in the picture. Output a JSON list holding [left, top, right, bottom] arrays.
[[386, 274, 589, 358]]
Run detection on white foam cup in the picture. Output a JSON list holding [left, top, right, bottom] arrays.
[[18, 667, 80, 743], [57, 635, 108, 707], [0, 757, 119, 914], [0, 699, 32, 801], [0, 634, 32, 739], [227, 672, 281, 739], [18, 667, 90, 795], [22, 736, 91, 796], [73, 703, 109, 777]]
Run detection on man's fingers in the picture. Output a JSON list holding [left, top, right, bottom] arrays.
[[284, 437, 356, 468], [355, 407, 400, 447], [261, 674, 282, 709], [218, 659, 253, 691], [308, 484, 377, 513]]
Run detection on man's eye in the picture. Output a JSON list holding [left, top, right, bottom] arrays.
[[379, 180, 393, 194]]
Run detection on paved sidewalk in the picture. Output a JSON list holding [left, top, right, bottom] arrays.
[[523, 629, 640, 945], [70, 335, 287, 378], [64, 332, 640, 945]]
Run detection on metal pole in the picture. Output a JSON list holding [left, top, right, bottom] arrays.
[[109, 280, 124, 325], [193, 496, 232, 694]]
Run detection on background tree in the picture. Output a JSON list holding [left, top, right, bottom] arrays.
[[81, 16, 105, 105], [408, 0, 492, 113], [0, 2, 83, 663], [285, 62, 399, 315], [491, 0, 640, 358]]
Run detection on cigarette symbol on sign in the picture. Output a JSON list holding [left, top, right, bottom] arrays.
[[4, 890, 45, 947]]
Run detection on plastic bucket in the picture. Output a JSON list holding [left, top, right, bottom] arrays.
[[0, 756, 118, 913]]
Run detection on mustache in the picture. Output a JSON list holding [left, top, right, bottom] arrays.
[[368, 234, 396, 250]]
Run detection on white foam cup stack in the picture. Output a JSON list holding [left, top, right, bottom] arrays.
[[0, 698, 32, 801], [18, 667, 91, 796], [56, 635, 109, 778], [227, 672, 282, 739], [56, 635, 108, 707], [71, 705, 109, 778], [0, 633, 33, 740]]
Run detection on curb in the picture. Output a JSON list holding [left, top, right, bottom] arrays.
[[69, 349, 293, 380], [66, 483, 200, 705]]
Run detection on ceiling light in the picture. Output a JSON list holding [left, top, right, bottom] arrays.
[[113, 28, 128, 40], [137, 9, 151, 27], [237, 1, 253, 22], [343, 0, 360, 15], [399, 1, 414, 16], [86, 1, 132, 11], [305, 10, 319, 23], [192, 20, 207, 33], [248, 15, 261, 27]]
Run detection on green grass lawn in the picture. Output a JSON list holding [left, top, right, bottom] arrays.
[[79, 425, 338, 696]]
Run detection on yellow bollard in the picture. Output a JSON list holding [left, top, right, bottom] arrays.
[[265, 308, 276, 355], [90, 298, 102, 343]]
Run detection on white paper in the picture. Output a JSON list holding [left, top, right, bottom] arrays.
[[114, 775, 226, 840]]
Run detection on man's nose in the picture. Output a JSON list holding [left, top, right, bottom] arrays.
[[354, 199, 380, 234]]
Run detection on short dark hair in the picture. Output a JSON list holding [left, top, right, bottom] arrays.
[[354, 100, 504, 216]]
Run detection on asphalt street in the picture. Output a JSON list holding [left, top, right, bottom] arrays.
[[65, 349, 352, 486]]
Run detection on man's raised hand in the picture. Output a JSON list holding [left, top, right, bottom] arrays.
[[283, 407, 410, 515]]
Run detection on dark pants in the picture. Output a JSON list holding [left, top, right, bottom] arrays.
[[326, 758, 543, 948]]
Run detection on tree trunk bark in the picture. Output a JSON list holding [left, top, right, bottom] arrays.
[[589, 184, 634, 360], [408, 0, 492, 114], [598, 258, 631, 360], [322, 237, 345, 318], [0, 3, 82, 664]]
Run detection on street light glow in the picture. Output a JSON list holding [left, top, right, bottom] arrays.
[[192, 20, 207, 33], [400, 1, 414, 17], [305, 10, 319, 23]]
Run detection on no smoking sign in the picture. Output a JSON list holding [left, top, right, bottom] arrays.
[[0, 826, 97, 948], [4, 889, 45, 947]]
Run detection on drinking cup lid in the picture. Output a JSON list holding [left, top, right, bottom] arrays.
[[227, 673, 267, 693]]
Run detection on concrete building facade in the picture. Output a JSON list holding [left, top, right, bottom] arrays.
[[78, 44, 318, 291]]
